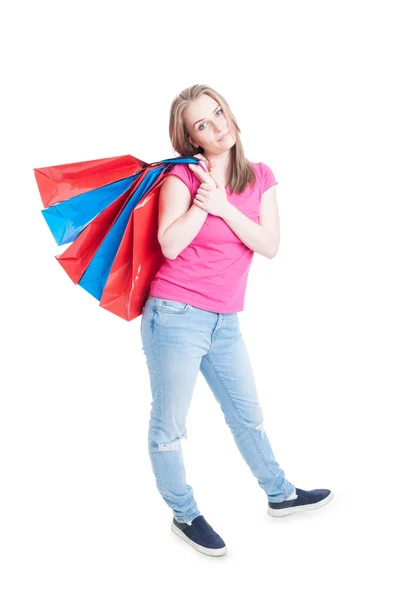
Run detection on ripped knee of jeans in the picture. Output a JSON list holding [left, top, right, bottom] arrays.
[[157, 432, 187, 452]]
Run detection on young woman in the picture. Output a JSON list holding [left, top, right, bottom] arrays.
[[140, 84, 333, 557]]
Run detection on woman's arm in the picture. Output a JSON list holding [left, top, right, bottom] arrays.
[[222, 185, 279, 258], [160, 204, 208, 259], [158, 176, 207, 260]]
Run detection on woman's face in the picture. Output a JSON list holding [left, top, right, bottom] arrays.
[[184, 94, 236, 155]]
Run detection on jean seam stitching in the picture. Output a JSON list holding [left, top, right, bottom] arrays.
[[202, 354, 278, 478], [149, 307, 164, 487]]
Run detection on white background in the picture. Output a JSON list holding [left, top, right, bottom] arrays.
[[1, 0, 397, 598]]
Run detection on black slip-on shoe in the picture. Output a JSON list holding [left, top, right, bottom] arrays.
[[268, 487, 334, 517], [171, 515, 227, 557]]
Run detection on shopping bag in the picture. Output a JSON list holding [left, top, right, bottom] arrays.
[[33, 154, 199, 321]]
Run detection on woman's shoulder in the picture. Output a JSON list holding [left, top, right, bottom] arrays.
[[250, 161, 278, 193], [164, 162, 196, 191], [250, 160, 272, 172]]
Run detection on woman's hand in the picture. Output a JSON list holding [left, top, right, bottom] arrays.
[[193, 153, 211, 172], [189, 156, 230, 219]]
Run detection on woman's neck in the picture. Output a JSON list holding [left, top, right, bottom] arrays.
[[203, 150, 231, 183]]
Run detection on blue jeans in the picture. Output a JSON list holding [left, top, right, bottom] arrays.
[[140, 295, 295, 523]]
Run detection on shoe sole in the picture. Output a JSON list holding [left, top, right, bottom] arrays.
[[267, 491, 334, 517], [171, 522, 227, 557]]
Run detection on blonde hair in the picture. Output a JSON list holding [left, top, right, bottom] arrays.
[[169, 84, 256, 195]]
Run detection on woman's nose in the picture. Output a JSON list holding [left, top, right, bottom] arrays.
[[215, 119, 227, 132]]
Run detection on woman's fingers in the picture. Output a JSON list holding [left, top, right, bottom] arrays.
[[194, 153, 209, 168]]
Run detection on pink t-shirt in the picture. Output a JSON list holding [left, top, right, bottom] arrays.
[[149, 160, 278, 313]]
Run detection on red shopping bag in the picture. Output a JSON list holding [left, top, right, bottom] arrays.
[[34, 154, 198, 321]]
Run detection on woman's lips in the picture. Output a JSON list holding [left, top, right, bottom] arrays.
[[217, 132, 229, 141]]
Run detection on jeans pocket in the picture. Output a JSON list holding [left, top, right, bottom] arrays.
[[156, 298, 190, 314]]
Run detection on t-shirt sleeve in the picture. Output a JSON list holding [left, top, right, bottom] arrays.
[[260, 162, 278, 193], [163, 163, 195, 198]]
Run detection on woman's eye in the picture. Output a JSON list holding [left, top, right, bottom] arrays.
[[198, 109, 223, 131]]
